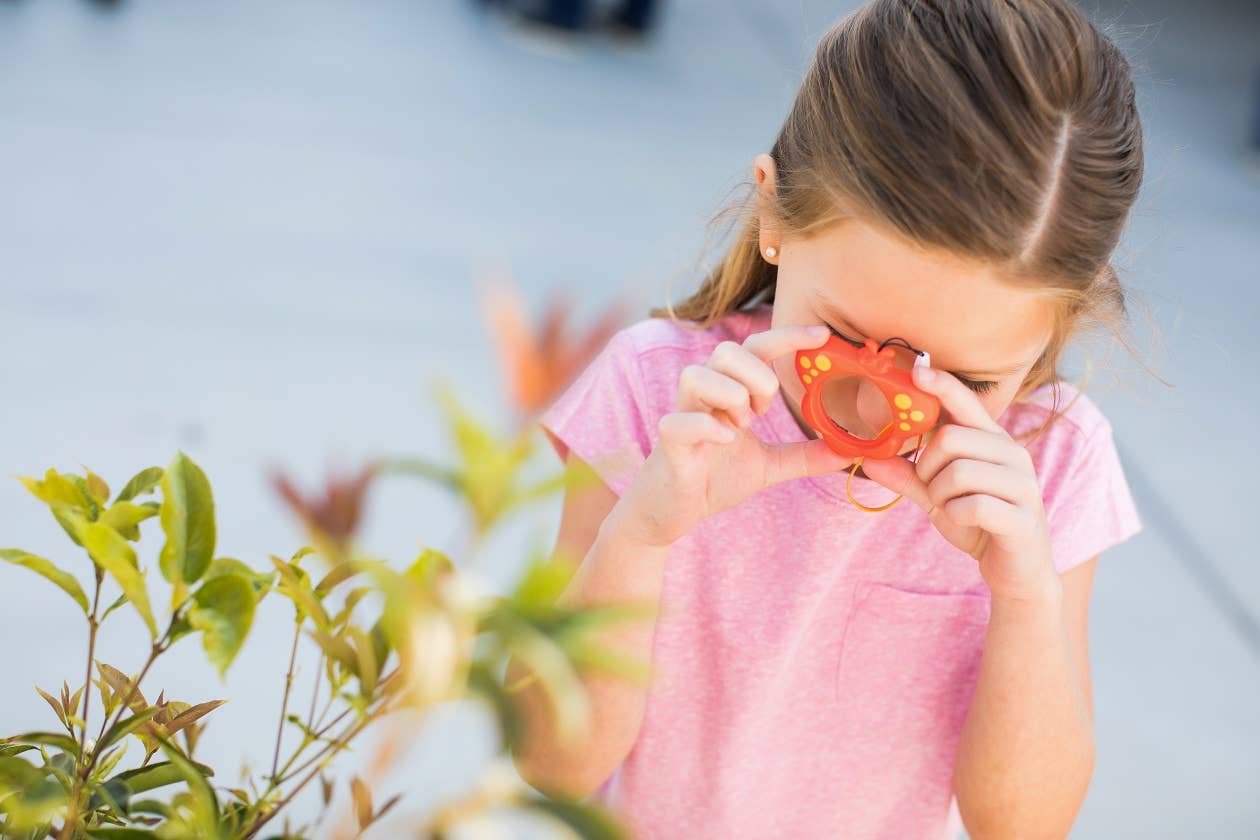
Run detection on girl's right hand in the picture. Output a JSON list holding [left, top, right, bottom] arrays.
[[614, 324, 858, 548]]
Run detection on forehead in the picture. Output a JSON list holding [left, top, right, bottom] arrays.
[[801, 219, 1055, 373]]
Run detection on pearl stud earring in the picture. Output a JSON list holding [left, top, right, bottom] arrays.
[[765, 246, 777, 259]]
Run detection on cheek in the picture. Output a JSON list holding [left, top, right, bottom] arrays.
[[979, 382, 1021, 421]]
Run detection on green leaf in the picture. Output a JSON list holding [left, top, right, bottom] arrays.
[[0, 744, 38, 758], [314, 561, 361, 596], [346, 626, 379, 697], [101, 707, 160, 750], [158, 451, 216, 586], [100, 501, 160, 542], [84, 468, 111, 506], [87, 827, 159, 839], [308, 629, 358, 677], [65, 474, 102, 520], [115, 466, 164, 503], [0, 549, 89, 614], [87, 774, 131, 817], [0, 755, 65, 829], [466, 661, 524, 753], [20, 469, 88, 511], [527, 795, 630, 840], [82, 523, 157, 638], [436, 385, 534, 532], [510, 551, 579, 615], [0, 754, 47, 788], [100, 593, 129, 622], [204, 557, 273, 600], [187, 573, 255, 676], [4, 731, 80, 755], [108, 758, 212, 795], [156, 737, 220, 833], [271, 557, 329, 627], [404, 548, 455, 588], [20, 468, 96, 543]]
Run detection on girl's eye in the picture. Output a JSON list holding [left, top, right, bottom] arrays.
[[960, 378, 998, 395], [826, 324, 997, 395], [826, 325, 864, 348]]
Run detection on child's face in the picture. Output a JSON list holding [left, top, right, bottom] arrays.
[[765, 214, 1055, 457]]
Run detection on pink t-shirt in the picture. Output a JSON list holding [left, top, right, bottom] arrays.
[[538, 303, 1142, 839]]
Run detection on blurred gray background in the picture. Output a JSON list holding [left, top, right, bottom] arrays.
[[1, 0, 1257, 837]]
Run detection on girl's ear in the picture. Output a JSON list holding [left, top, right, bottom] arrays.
[[753, 153, 781, 260]]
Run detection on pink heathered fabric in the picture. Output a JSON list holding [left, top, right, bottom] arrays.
[[537, 303, 1142, 840]]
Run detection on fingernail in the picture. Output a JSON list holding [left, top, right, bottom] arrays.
[[914, 365, 935, 385]]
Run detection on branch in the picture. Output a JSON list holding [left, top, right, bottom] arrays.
[[271, 623, 303, 780]]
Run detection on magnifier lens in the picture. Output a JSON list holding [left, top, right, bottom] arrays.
[[820, 375, 892, 441]]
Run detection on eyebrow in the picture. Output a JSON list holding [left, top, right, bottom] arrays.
[[816, 298, 1028, 379]]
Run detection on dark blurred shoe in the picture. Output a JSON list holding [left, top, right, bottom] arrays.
[[596, 5, 654, 45]]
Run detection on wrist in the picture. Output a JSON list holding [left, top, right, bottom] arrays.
[[989, 573, 1064, 613], [603, 496, 677, 552]]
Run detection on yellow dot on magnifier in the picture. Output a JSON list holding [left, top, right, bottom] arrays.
[[800, 356, 812, 369], [803, 374, 813, 384], [894, 393, 912, 410], [899, 412, 908, 420], [910, 409, 925, 422], [815, 355, 831, 371], [899, 422, 912, 432]]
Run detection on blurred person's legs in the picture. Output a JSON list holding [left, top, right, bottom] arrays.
[[515, 0, 587, 31], [608, 0, 658, 33]]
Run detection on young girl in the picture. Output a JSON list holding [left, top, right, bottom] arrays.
[[508, 1, 1145, 837]]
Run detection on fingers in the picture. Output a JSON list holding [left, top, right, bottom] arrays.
[[913, 424, 1013, 485], [741, 324, 831, 367], [939, 494, 1028, 537], [657, 411, 737, 450], [704, 325, 828, 416], [763, 437, 855, 486], [855, 455, 933, 513], [926, 459, 1039, 510], [911, 366, 1005, 434], [677, 364, 754, 428]]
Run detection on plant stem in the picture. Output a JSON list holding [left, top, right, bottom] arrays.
[[242, 677, 400, 840], [78, 568, 105, 757], [274, 670, 400, 787], [271, 622, 302, 781], [59, 568, 106, 840], [94, 639, 163, 748], [306, 653, 323, 729], [59, 614, 177, 840]]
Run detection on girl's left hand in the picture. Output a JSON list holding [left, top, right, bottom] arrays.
[[859, 366, 1060, 602]]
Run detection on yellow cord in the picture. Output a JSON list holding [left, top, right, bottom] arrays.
[[846, 421, 927, 514]]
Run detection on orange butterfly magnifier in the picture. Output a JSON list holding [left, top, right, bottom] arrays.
[[795, 336, 942, 511]]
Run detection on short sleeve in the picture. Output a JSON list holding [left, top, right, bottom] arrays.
[[1042, 419, 1143, 575], [538, 328, 655, 497]]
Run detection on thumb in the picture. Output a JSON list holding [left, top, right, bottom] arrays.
[[858, 455, 933, 513], [764, 437, 856, 486]]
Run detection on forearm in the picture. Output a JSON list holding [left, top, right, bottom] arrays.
[[953, 578, 1095, 839], [507, 502, 668, 797]]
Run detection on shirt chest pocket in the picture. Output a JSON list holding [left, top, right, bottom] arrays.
[[835, 580, 991, 733], [828, 581, 992, 834]]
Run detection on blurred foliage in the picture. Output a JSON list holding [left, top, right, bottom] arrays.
[[0, 288, 649, 838]]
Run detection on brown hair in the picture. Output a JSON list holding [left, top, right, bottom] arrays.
[[654, 0, 1148, 438]]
